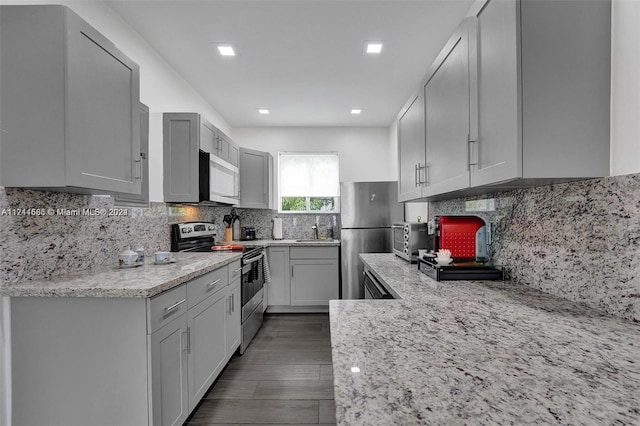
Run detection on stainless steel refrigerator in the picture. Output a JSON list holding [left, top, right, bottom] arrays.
[[340, 181, 404, 299]]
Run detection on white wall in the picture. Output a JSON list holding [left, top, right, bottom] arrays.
[[0, 0, 232, 202], [233, 127, 396, 183], [610, 0, 640, 176]]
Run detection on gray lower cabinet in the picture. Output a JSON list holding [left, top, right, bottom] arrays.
[[226, 279, 242, 351], [268, 246, 339, 312], [0, 5, 141, 195], [267, 247, 291, 306], [114, 103, 150, 207], [151, 313, 189, 426], [9, 264, 241, 426], [239, 148, 274, 209], [290, 247, 339, 306]]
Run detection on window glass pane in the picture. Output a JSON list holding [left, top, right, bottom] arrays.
[[281, 197, 306, 211], [309, 197, 336, 212]]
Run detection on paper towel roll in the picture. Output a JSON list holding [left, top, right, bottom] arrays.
[[272, 218, 283, 240]]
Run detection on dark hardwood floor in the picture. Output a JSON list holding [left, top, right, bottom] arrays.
[[187, 313, 336, 425]]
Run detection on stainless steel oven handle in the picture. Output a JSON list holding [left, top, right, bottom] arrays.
[[243, 252, 265, 265]]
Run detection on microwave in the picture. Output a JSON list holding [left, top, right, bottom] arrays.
[[392, 222, 428, 263], [199, 150, 239, 205]]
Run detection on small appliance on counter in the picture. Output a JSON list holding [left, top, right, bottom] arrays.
[[418, 215, 503, 281], [392, 222, 428, 263], [426, 215, 489, 261], [240, 226, 256, 241]]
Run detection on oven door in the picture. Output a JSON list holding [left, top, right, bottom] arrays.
[[363, 270, 394, 299], [241, 250, 265, 314]]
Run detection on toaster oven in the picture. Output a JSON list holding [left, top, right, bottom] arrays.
[[392, 222, 428, 263]]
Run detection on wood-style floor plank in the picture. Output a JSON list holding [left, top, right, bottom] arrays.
[[187, 313, 336, 425]]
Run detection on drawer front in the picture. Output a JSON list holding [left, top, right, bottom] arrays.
[[148, 284, 187, 333], [228, 260, 242, 283], [187, 267, 229, 308], [290, 246, 339, 260]]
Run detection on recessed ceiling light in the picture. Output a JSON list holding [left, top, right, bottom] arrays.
[[217, 45, 236, 56], [258, 108, 270, 115], [366, 43, 383, 54], [351, 109, 362, 115]]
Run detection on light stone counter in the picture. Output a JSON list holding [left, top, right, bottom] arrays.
[[0, 239, 340, 299], [329, 253, 640, 425], [0, 252, 242, 298]]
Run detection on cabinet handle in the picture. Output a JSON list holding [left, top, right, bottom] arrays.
[[233, 267, 243, 274], [165, 299, 186, 314], [414, 164, 420, 187], [231, 293, 235, 313], [291, 265, 294, 278], [186, 327, 191, 354], [468, 134, 478, 169], [182, 330, 188, 352], [228, 295, 232, 314], [415, 163, 427, 186], [207, 278, 222, 288]]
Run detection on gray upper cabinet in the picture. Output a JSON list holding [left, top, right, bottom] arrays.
[[397, 0, 611, 202], [397, 92, 426, 202], [423, 19, 477, 197], [163, 113, 200, 203], [215, 129, 240, 167], [239, 147, 274, 209], [114, 103, 150, 207], [0, 5, 141, 195], [163, 112, 240, 204], [469, 0, 611, 187]]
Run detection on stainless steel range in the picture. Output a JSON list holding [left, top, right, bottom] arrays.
[[171, 221, 265, 354]]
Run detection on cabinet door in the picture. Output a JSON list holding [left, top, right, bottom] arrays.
[[239, 148, 269, 209], [423, 19, 475, 196], [397, 91, 426, 202], [151, 315, 189, 426], [267, 247, 291, 306], [471, 0, 521, 186], [113, 103, 150, 207], [226, 279, 241, 355], [163, 113, 200, 202], [187, 289, 227, 411], [200, 118, 218, 154], [228, 140, 240, 167], [65, 9, 141, 194], [290, 259, 339, 306]]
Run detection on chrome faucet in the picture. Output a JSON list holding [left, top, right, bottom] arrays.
[[311, 224, 318, 240]]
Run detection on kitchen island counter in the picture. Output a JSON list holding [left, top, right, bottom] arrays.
[[329, 253, 640, 425]]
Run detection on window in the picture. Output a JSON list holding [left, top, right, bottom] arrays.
[[278, 152, 340, 213]]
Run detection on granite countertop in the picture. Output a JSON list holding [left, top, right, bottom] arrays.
[[329, 253, 640, 425], [0, 252, 242, 298], [0, 239, 340, 299]]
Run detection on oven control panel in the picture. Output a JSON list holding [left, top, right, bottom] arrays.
[[177, 222, 218, 239]]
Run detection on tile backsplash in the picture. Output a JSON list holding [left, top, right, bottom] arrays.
[[430, 173, 640, 323], [0, 188, 339, 284], [3, 173, 639, 323]]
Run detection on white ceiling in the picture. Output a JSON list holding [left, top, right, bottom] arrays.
[[105, 0, 474, 128]]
